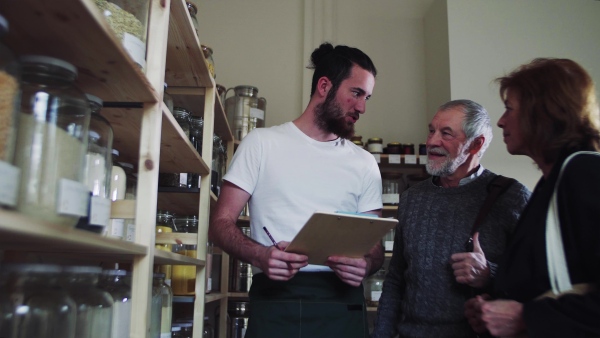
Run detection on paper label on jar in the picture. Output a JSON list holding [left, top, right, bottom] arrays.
[[160, 334, 171, 338], [0, 161, 20, 207], [372, 153, 381, 163], [382, 193, 399, 204], [371, 291, 382, 301], [250, 107, 265, 120], [385, 240, 394, 251], [419, 155, 428, 165], [122, 33, 146, 70], [89, 196, 111, 227], [179, 173, 188, 187], [107, 218, 125, 238], [57, 179, 89, 217], [404, 154, 417, 164], [388, 154, 401, 164], [125, 220, 135, 241]]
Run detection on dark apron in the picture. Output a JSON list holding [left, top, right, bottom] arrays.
[[245, 271, 368, 338]]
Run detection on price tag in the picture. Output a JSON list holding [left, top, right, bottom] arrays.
[[179, 173, 188, 187], [385, 240, 394, 251], [382, 194, 399, 204], [56, 179, 89, 217], [0, 161, 20, 207], [404, 154, 417, 164], [388, 154, 401, 164], [372, 153, 381, 163]]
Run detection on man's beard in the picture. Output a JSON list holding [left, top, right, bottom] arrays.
[[426, 143, 470, 177], [314, 95, 356, 139]]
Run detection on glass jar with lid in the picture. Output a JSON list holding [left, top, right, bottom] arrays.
[[77, 94, 114, 233], [364, 267, 386, 307], [121, 162, 137, 241], [0, 14, 21, 207], [60, 266, 114, 338], [98, 269, 132, 338], [149, 274, 163, 338], [186, 1, 200, 38], [0, 264, 77, 338], [153, 273, 173, 338], [172, 107, 191, 138], [189, 116, 204, 155], [13, 55, 91, 228], [217, 139, 227, 192], [201, 45, 216, 79], [203, 316, 214, 338], [95, 0, 150, 71], [173, 322, 193, 338], [367, 137, 383, 154], [382, 172, 404, 206], [211, 134, 222, 195], [172, 215, 198, 295]]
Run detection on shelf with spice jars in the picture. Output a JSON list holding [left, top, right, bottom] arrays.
[[0, 0, 230, 337]]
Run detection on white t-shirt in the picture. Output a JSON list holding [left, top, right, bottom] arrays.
[[224, 122, 383, 272]]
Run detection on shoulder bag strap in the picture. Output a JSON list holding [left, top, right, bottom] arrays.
[[465, 175, 516, 252], [546, 151, 600, 294]]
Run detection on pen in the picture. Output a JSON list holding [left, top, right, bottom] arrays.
[[263, 226, 283, 251]]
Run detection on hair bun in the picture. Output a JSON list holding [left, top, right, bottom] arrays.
[[308, 42, 335, 69]]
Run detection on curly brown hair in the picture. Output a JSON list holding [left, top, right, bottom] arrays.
[[497, 58, 600, 164]]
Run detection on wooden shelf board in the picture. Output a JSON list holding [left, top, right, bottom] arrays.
[[165, 0, 212, 88], [205, 293, 227, 303], [227, 292, 249, 298], [0, 209, 146, 256], [0, 0, 156, 103], [154, 249, 206, 266]]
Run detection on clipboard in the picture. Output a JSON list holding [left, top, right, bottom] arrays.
[[285, 211, 398, 265]]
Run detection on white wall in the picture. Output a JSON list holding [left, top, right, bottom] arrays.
[[445, 0, 600, 189]]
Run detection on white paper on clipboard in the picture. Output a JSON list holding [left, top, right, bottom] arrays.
[[284, 211, 398, 265]]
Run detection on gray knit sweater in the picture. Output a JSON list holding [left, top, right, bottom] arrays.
[[372, 170, 531, 338]]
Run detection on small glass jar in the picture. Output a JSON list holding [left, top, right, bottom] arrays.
[[201, 45, 216, 80], [418, 143, 427, 155], [98, 269, 132, 338], [77, 94, 114, 233], [186, 2, 200, 38], [403, 143, 415, 155], [61, 266, 114, 338], [382, 228, 395, 252], [382, 173, 404, 206], [173, 322, 193, 338], [149, 274, 164, 338], [367, 137, 383, 154], [14, 55, 91, 228], [364, 268, 385, 307], [0, 14, 20, 164], [95, 0, 150, 71], [1, 264, 77, 338], [189, 116, 204, 155], [173, 107, 191, 138], [153, 273, 173, 338], [163, 82, 174, 113], [172, 215, 198, 296], [171, 326, 182, 338], [386, 142, 402, 154]]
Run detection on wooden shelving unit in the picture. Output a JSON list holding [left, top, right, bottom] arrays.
[[0, 0, 231, 337]]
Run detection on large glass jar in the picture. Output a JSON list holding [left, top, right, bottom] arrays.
[[77, 94, 113, 233], [189, 116, 203, 155], [150, 274, 163, 338], [217, 139, 227, 192], [172, 215, 198, 296], [186, 2, 200, 38], [121, 162, 137, 241], [153, 273, 173, 338], [95, 0, 149, 71], [156, 210, 175, 283], [173, 107, 191, 138], [163, 82, 174, 113], [201, 45, 215, 79], [14, 55, 91, 227], [0, 264, 77, 338], [0, 14, 21, 209], [211, 134, 222, 195], [61, 266, 113, 338], [105, 149, 126, 238], [98, 269, 131, 338], [364, 268, 386, 307]]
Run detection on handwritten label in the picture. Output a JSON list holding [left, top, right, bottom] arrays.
[[388, 154, 401, 164], [89, 196, 111, 227], [57, 179, 89, 217], [0, 161, 20, 207], [419, 155, 428, 165], [404, 154, 417, 164]]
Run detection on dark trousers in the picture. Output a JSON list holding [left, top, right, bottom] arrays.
[[245, 272, 368, 338]]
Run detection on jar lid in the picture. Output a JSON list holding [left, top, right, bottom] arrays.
[[403, 143, 414, 146], [172, 322, 193, 328], [173, 106, 191, 117], [20, 55, 78, 77], [85, 93, 103, 106], [233, 85, 259, 97], [368, 137, 383, 143], [350, 135, 363, 141], [63, 266, 102, 274], [387, 142, 401, 146], [171, 327, 181, 332], [201, 45, 213, 56], [120, 162, 134, 169], [351, 140, 363, 146], [112, 149, 120, 156], [2, 263, 62, 274], [153, 273, 166, 279]]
